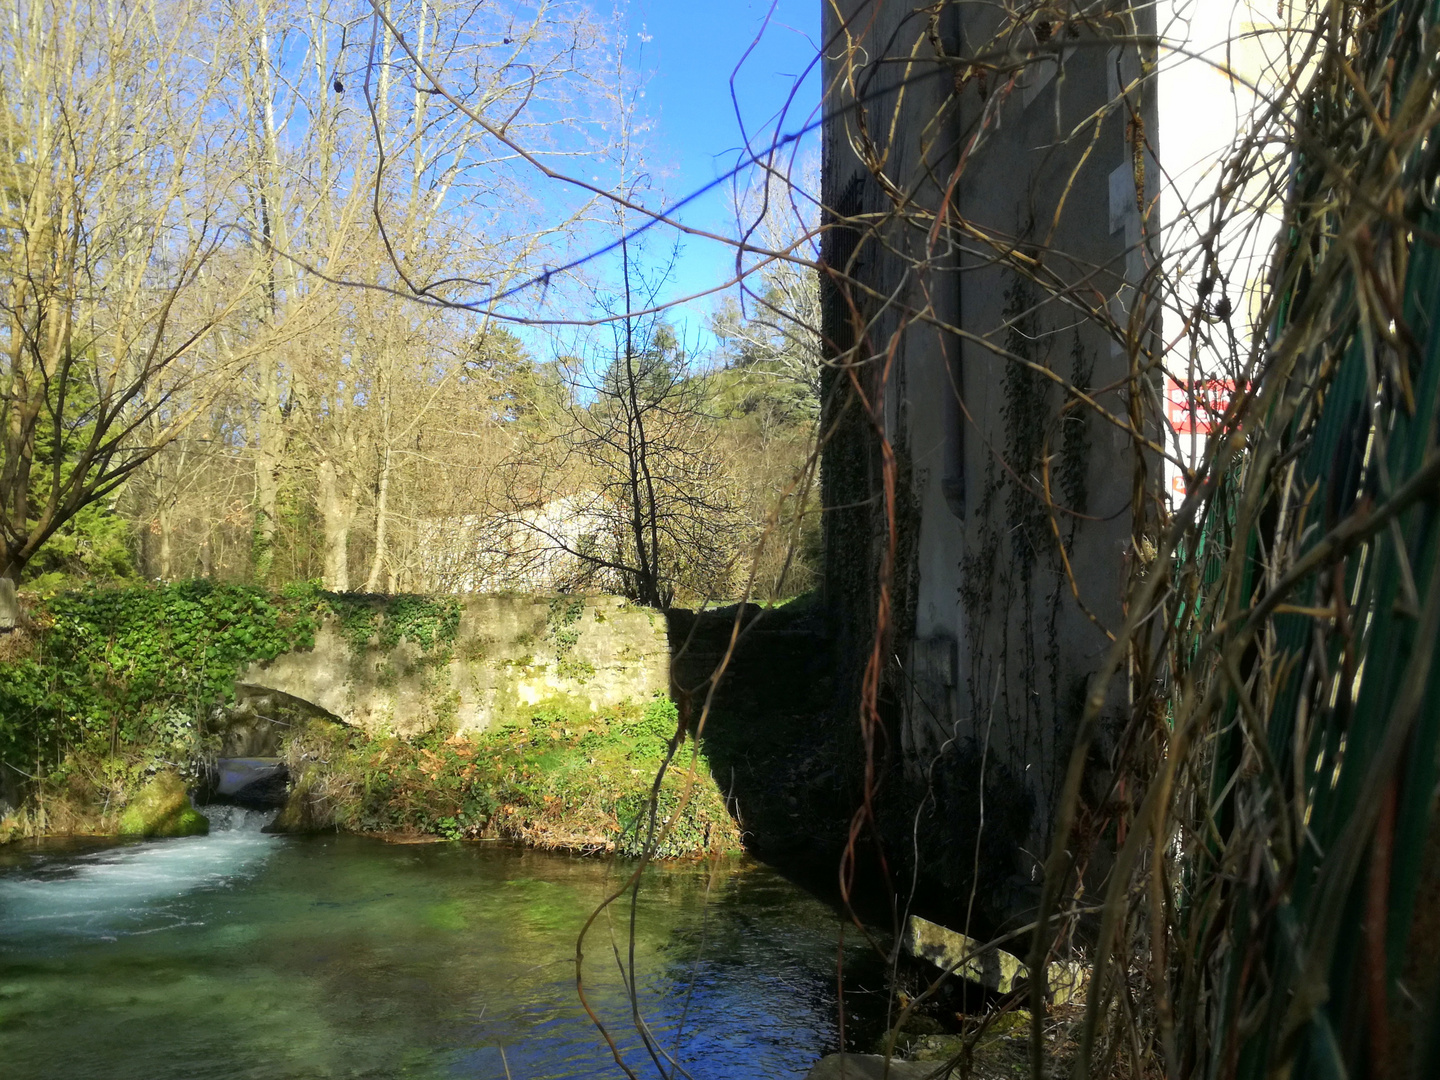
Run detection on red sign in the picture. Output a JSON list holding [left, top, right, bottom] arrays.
[[1165, 378, 1236, 435]]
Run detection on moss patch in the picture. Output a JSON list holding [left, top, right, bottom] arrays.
[[117, 772, 209, 837]]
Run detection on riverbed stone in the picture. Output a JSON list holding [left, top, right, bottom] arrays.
[[804, 1053, 940, 1079], [118, 772, 209, 837], [897, 1032, 966, 1062]]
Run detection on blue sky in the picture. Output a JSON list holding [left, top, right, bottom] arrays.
[[618, 0, 821, 347]]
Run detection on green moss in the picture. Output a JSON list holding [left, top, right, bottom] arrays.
[[432, 689, 463, 733], [545, 597, 590, 683], [117, 772, 209, 837], [375, 660, 399, 689], [556, 657, 596, 682], [269, 768, 329, 833], [623, 697, 681, 761], [456, 635, 493, 662], [169, 806, 209, 836], [493, 691, 594, 729]]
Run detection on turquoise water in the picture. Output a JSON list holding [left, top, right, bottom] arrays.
[[0, 809, 854, 1079]]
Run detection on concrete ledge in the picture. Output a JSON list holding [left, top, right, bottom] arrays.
[[904, 916, 1027, 995], [903, 915, 1089, 1005]]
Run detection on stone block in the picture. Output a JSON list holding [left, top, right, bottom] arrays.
[[903, 916, 1088, 1007], [1046, 960, 1089, 1006], [903, 915, 1027, 994]]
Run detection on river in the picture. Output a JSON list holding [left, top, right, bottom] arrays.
[[0, 808, 872, 1080]]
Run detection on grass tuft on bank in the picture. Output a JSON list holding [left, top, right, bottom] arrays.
[[276, 696, 741, 857]]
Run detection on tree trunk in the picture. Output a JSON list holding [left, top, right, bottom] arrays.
[[158, 500, 173, 581], [318, 457, 354, 592], [138, 519, 156, 580], [364, 447, 392, 592], [0, 565, 17, 631], [246, 16, 297, 584], [252, 352, 285, 581]]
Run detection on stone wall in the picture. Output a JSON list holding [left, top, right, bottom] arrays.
[[238, 595, 670, 736]]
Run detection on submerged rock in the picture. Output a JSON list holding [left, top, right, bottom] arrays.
[[118, 772, 209, 837]]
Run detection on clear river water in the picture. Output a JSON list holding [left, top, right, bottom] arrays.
[[0, 808, 865, 1080]]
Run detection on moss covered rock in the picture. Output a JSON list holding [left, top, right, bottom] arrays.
[[118, 772, 209, 837], [268, 770, 328, 834]]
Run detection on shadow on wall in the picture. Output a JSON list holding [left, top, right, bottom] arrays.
[[665, 596, 1030, 934], [666, 596, 847, 861]]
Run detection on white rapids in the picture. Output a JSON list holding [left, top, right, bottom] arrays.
[[0, 805, 278, 941]]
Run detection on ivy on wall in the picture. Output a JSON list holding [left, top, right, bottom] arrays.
[[546, 596, 595, 682], [0, 581, 461, 784], [327, 593, 463, 658]]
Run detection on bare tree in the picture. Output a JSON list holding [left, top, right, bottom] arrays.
[[211, 0, 630, 591], [0, 0, 258, 622], [483, 240, 741, 608], [710, 160, 824, 403]]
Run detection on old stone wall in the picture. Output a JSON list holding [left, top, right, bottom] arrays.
[[238, 595, 670, 736]]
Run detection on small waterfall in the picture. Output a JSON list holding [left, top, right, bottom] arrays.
[[0, 801, 279, 941], [202, 804, 277, 833]]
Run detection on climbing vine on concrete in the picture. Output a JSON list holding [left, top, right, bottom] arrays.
[[957, 268, 1101, 851]]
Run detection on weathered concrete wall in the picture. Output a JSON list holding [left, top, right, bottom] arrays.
[[238, 595, 669, 736], [821, 2, 1158, 917]]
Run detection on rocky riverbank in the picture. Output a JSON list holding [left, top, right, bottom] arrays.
[[0, 582, 739, 856]]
